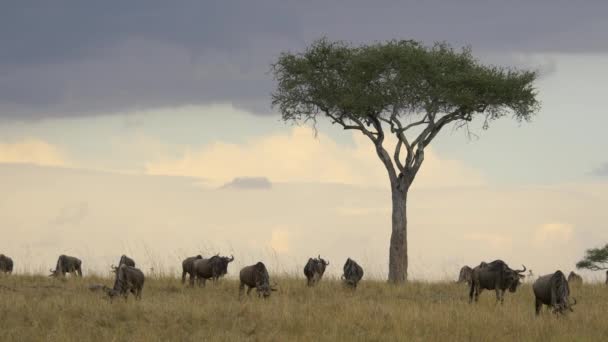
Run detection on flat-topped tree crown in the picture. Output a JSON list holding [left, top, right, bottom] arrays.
[[576, 244, 608, 271], [271, 38, 540, 283]]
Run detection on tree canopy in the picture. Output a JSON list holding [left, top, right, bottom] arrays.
[[576, 244, 608, 271], [272, 38, 538, 153]]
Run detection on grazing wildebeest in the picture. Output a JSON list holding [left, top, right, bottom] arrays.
[[0, 254, 13, 275], [469, 260, 526, 304], [49, 255, 82, 277], [567, 271, 583, 285], [533, 270, 577, 315], [304, 255, 329, 286], [192, 254, 234, 286], [104, 264, 145, 301], [342, 258, 364, 289], [181, 254, 203, 284], [457, 265, 473, 285], [239, 262, 276, 298]]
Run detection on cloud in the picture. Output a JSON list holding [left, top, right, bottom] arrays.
[[0, 139, 69, 167], [145, 126, 486, 188], [51, 202, 89, 226], [534, 223, 574, 244], [269, 229, 290, 254], [2, 1, 607, 119], [222, 177, 272, 190], [463, 233, 512, 250], [592, 163, 608, 177]]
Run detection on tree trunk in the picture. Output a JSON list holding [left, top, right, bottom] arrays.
[[388, 183, 408, 283]]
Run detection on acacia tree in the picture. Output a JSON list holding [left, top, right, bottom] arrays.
[[271, 39, 539, 283], [576, 244, 608, 271]]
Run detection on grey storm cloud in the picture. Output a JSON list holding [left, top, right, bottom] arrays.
[[1, 0, 607, 120], [592, 163, 608, 177]]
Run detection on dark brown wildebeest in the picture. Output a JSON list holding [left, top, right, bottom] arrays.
[[342, 258, 363, 289], [239, 262, 276, 298], [533, 270, 576, 315], [567, 271, 583, 285], [469, 259, 526, 304], [192, 254, 234, 286], [0, 254, 13, 275], [104, 264, 145, 302], [457, 265, 473, 285], [304, 255, 329, 286], [118, 255, 136, 267], [181, 254, 203, 285], [49, 255, 82, 277]]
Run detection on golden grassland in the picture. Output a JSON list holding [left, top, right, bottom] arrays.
[[1, 274, 607, 342]]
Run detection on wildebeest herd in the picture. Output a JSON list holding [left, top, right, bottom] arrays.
[[2, 252, 606, 315], [0, 252, 363, 299]]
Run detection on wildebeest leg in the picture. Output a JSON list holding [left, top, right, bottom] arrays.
[[474, 284, 481, 302], [469, 282, 475, 303], [535, 299, 542, 316], [201, 279, 206, 287], [77, 267, 82, 277], [246, 287, 252, 296], [182, 271, 187, 284], [189, 273, 195, 287]]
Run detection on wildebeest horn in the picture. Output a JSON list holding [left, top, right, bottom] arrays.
[[514, 265, 527, 273], [228, 255, 234, 262]]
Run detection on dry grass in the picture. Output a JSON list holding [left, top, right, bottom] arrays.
[[1, 274, 607, 341]]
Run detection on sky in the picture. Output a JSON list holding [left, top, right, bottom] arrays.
[[1, 1, 607, 281]]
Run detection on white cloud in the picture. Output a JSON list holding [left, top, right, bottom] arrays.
[[0, 139, 69, 167], [269, 229, 290, 254], [534, 223, 574, 244], [145, 126, 486, 188]]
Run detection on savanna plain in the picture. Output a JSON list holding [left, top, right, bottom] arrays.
[[1, 274, 607, 342]]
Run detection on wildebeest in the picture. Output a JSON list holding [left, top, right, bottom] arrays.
[[457, 265, 473, 285], [49, 255, 82, 277], [103, 264, 145, 301], [469, 260, 526, 304], [118, 255, 136, 267], [181, 254, 203, 284], [533, 270, 577, 315], [192, 254, 234, 286], [342, 258, 364, 289], [239, 262, 276, 298], [567, 271, 583, 285], [304, 255, 329, 286], [0, 254, 13, 275]]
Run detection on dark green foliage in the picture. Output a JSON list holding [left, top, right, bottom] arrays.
[[271, 38, 539, 134], [576, 244, 608, 271]]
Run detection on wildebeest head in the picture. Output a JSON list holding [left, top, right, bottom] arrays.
[[102, 285, 119, 299], [253, 262, 276, 298], [342, 258, 364, 288], [506, 265, 527, 292], [457, 265, 473, 284], [218, 254, 235, 276]]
